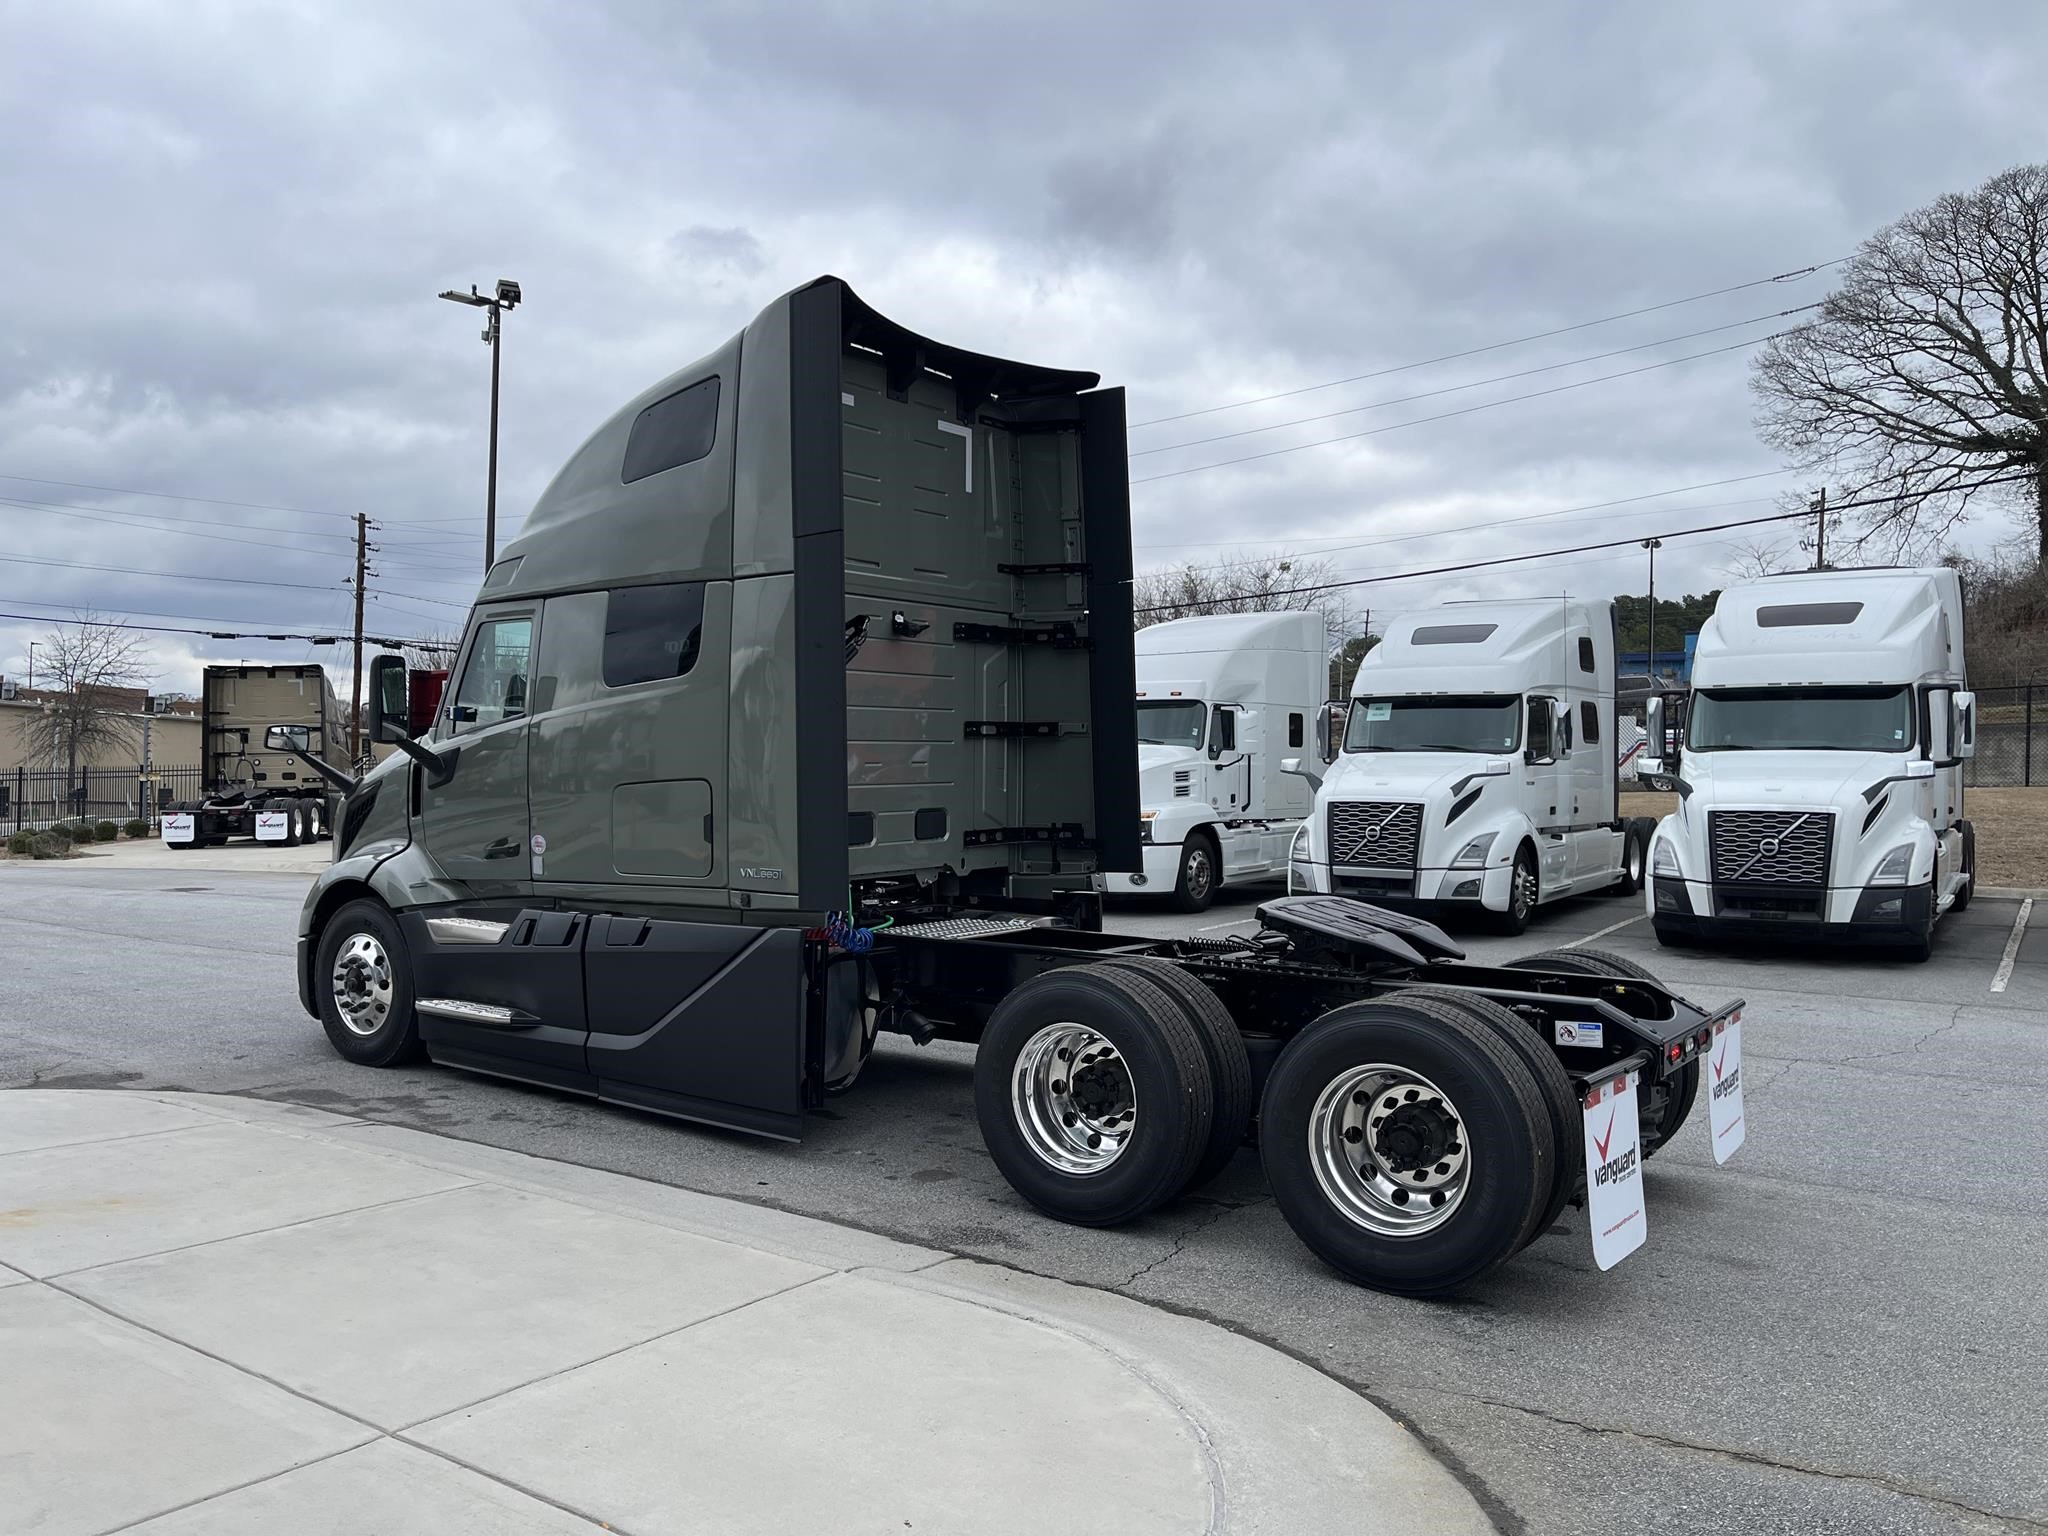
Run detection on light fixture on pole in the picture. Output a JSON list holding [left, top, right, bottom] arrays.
[[1641, 537, 1663, 681], [438, 278, 522, 570]]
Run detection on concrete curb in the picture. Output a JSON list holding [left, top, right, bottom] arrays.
[[8, 1089, 1493, 1535], [1976, 886, 2048, 900]]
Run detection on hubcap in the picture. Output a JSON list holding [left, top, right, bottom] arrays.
[[1309, 1063, 1471, 1235], [1513, 860, 1536, 917], [1629, 840, 1643, 881], [1185, 847, 1213, 901], [1012, 1023, 1137, 1175], [330, 932, 393, 1037]]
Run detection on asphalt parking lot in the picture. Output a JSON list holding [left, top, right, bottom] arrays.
[[2, 863, 2043, 1536]]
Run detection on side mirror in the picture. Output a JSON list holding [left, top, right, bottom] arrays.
[[1954, 690, 1976, 760], [1479, 756, 1512, 778], [1644, 695, 1666, 755], [1905, 759, 1935, 780], [368, 654, 410, 744], [1280, 756, 1324, 791], [264, 725, 311, 754]]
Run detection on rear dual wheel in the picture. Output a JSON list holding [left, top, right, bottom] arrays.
[[1259, 999, 1555, 1296]]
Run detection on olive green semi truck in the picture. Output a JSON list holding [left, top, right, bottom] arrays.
[[286, 277, 1747, 1295]]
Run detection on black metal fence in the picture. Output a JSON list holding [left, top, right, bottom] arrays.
[[1969, 683, 2045, 788], [3, 765, 205, 832]]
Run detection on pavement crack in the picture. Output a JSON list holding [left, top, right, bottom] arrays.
[[1116, 1199, 1234, 1291], [1463, 1392, 2044, 1530]]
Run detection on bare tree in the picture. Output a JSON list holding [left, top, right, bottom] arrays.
[[1723, 532, 1800, 580], [22, 615, 152, 806], [402, 633, 460, 672], [1131, 550, 1365, 693], [1751, 163, 2048, 560]]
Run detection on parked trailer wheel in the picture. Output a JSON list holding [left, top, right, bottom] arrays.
[[1952, 820, 1974, 913], [1505, 947, 1697, 1158], [1614, 819, 1651, 895], [1259, 1000, 1553, 1296], [1401, 988, 1580, 1248], [314, 899, 424, 1067], [974, 966, 1214, 1227], [282, 804, 303, 847], [1092, 957, 1254, 1193]]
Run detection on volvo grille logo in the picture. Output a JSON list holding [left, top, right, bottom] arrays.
[[1364, 825, 1381, 841], [1759, 837, 1781, 858]]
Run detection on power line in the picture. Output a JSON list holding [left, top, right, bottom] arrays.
[[0, 601, 428, 647], [1130, 333, 1786, 486], [1131, 468, 1797, 550], [1131, 307, 1815, 458], [1129, 258, 1842, 428], [0, 552, 351, 593], [1131, 474, 2033, 614], [0, 471, 358, 522], [0, 494, 477, 570], [0, 475, 493, 553]]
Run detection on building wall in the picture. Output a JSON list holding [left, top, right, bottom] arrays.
[[0, 701, 203, 772]]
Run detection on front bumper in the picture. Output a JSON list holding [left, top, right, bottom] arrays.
[[1290, 861, 1508, 909], [1105, 840, 1185, 894], [1652, 876, 1933, 943]]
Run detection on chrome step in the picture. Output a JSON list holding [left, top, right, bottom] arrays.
[[415, 997, 537, 1028]]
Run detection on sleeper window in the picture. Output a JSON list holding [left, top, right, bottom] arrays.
[[604, 582, 706, 688], [621, 377, 720, 483], [1581, 701, 1600, 743], [449, 618, 533, 733]]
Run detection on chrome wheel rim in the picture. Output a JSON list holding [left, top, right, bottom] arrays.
[[1512, 859, 1537, 918], [331, 932, 393, 1037], [1309, 1063, 1470, 1235], [1184, 846, 1213, 902], [1627, 838, 1643, 883], [1012, 1023, 1137, 1174]]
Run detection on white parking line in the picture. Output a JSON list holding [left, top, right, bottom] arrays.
[[1197, 916, 1257, 933], [1563, 913, 1646, 950], [1991, 898, 2032, 993]]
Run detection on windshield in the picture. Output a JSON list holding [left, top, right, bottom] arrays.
[[1344, 695, 1521, 754], [1136, 699, 1207, 748], [1686, 687, 1914, 753]]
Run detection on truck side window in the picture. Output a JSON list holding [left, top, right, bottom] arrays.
[[1578, 637, 1596, 673], [1210, 706, 1236, 753], [605, 582, 706, 687], [1580, 701, 1599, 744], [1288, 712, 1304, 749], [1526, 697, 1554, 761], [621, 378, 720, 484], [448, 618, 533, 734]]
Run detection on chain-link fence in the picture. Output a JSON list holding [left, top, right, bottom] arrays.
[[1969, 683, 2044, 787], [3, 765, 205, 832]]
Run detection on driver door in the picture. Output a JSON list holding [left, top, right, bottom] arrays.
[[1523, 695, 1571, 891], [417, 605, 537, 891]]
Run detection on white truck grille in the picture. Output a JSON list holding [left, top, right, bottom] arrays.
[[1709, 810, 1833, 886], [1328, 801, 1423, 867]]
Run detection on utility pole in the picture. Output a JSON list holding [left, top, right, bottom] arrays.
[[1641, 538, 1663, 681], [349, 513, 372, 765], [1810, 487, 1827, 570]]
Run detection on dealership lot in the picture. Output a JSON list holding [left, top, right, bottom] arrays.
[[2, 863, 2042, 1535]]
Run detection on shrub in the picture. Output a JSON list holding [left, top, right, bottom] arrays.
[[124, 818, 149, 839], [30, 833, 68, 859], [6, 830, 36, 856], [67, 822, 98, 843], [44, 822, 76, 843], [95, 820, 119, 841]]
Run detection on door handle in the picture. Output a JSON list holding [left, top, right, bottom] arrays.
[[483, 836, 519, 859]]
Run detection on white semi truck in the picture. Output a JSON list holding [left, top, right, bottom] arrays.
[[1287, 597, 1653, 933], [1639, 566, 1976, 960], [1108, 611, 1326, 911]]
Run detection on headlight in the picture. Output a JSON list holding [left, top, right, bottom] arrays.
[[1870, 842, 1915, 884], [1451, 832, 1496, 868], [1653, 838, 1680, 876], [1289, 824, 1310, 861]]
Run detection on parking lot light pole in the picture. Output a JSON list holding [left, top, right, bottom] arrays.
[[1641, 537, 1663, 682], [438, 279, 522, 570]]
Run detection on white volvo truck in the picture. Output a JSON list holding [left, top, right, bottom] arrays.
[[1639, 567, 1975, 960], [1108, 611, 1326, 911], [1287, 598, 1653, 933]]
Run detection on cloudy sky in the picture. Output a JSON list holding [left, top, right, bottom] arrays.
[[3, 0, 2043, 697]]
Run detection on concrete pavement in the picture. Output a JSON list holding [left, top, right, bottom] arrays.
[[0, 1089, 1490, 1536]]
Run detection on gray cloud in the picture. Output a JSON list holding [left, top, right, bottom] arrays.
[[2, 0, 2043, 694]]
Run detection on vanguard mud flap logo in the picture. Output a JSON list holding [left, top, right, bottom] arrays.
[[1582, 1072, 1647, 1271], [1707, 1013, 1748, 1164]]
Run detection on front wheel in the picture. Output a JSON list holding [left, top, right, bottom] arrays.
[[1952, 821, 1974, 913], [1260, 1001, 1553, 1296], [314, 899, 424, 1066], [1615, 822, 1649, 894], [1170, 834, 1219, 914], [1495, 847, 1538, 935]]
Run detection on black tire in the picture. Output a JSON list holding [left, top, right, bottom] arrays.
[[1897, 922, 1934, 964], [975, 966, 1214, 1227], [1260, 1000, 1553, 1296], [1652, 921, 1688, 950], [313, 898, 424, 1066], [1404, 988, 1579, 1248], [282, 804, 302, 847], [1614, 820, 1650, 895], [1952, 821, 1974, 913], [1504, 947, 1696, 1158], [1093, 957, 1254, 1192], [1495, 845, 1538, 935], [1170, 832, 1220, 914]]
